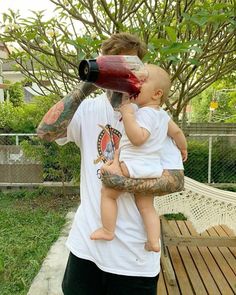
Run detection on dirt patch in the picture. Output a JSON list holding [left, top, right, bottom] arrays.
[[12, 194, 80, 212]]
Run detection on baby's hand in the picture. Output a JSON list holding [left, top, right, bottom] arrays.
[[119, 103, 134, 115], [120, 93, 130, 105], [100, 150, 123, 176], [118, 93, 134, 114], [181, 149, 188, 162], [100, 160, 113, 174]]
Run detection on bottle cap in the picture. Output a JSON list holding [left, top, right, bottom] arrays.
[[79, 59, 99, 82]]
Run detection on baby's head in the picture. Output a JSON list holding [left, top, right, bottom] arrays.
[[134, 64, 171, 107]]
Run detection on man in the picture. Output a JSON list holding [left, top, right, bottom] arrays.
[[37, 32, 183, 295]]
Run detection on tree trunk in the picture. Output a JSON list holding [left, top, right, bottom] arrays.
[[172, 111, 179, 124]]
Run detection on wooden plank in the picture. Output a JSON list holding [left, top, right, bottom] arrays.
[[213, 225, 236, 275], [161, 217, 175, 236], [221, 225, 236, 256], [206, 227, 236, 293], [221, 225, 235, 237], [160, 218, 177, 286], [163, 234, 236, 247], [171, 221, 208, 295], [160, 220, 236, 295], [163, 264, 181, 295], [167, 222, 194, 294], [161, 216, 236, 247], [180, 221, 221, 295], [191, 225, 235, 295], [167, 245, 193, 295], [157, 269, 168, 295], [160, 259, 182, 295], [161, 253, 176, 286]]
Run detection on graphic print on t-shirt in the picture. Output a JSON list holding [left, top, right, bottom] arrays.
[[95, 124, 121, 164]]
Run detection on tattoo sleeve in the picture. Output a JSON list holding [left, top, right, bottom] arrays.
[[37, 82, 97, 142], [101, 170, 184, 195]]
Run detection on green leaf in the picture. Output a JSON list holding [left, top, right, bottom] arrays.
[[25, 31, 37, 40], [150, 38, 170, 47], [166, 55, 180, 63], [211, 3, 230, 10], [2, 13, 8, 24], [189, 58, 200, 65], [165, 26, 177, 42], [191, 15, 208, 26], [189, 46, 203, 53], [160, 42, 190, 55]]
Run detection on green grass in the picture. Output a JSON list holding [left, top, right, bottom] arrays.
[[164, 213, 187, 220], [0, 189, 79, 295]]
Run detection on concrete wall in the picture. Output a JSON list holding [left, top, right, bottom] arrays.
[[0, 145, 43, 183], [0, 164, 43, 183]]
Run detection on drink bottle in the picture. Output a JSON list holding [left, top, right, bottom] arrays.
[[79, 55, 147, 98]]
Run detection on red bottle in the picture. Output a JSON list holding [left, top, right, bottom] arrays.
[[79, 55, 147, 97]]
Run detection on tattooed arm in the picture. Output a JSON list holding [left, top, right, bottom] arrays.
[[37, 82, 97, 142], [101, 170, 184, 195], [100, 151, 184, 195]]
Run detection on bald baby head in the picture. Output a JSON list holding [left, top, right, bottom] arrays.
[[145, 64, 171, 105]]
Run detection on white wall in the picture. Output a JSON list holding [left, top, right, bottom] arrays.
[[3, 71, 25, 83]]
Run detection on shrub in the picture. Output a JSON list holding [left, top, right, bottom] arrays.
[[8, 82, 24, 107], [184, 138, 236, 183], [0, 101, 17, 132], [184, 140, 209, 182], [21, 138, 81, 184]]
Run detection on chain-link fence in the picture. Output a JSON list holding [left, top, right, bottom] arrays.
[[184, 134, 236, 184], [0, 133, 235, 184], [0, 133, 43, 183], [0, 133, 37, 146], [0, 133, 81, 184]]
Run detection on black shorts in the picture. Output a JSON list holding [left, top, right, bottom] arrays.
[[62, 252, 159, 295]]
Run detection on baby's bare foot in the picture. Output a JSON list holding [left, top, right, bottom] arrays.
[[145, 241, 160, 252], [90, 228, 115, 241]]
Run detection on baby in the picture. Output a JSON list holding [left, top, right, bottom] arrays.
[[91, 64, 187, 252]]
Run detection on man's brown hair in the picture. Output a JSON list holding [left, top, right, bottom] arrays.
[[101, 32, 147, 60]]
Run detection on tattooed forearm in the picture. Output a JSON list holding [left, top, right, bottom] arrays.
[[101, 170, 184, 195], [37, 82, 97, 142]]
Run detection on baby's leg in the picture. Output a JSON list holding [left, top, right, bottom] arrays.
[[135, 193, 160, 252], [90, 185, 121, 241]]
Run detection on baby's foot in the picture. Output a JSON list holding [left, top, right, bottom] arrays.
[[145, 241, 160, 252], [90, 228, 115, 241]]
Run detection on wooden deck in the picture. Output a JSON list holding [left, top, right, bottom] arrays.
[[157, 220, 236, 295]]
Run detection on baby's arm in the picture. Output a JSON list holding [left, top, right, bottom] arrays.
[[168, 120, 188, 162], [120, 104, 150, 146]]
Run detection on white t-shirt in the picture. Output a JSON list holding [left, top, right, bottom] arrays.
[[119, 107, 170, 178], [160, 137, 184, 170], [57, 93, 161, 277]]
